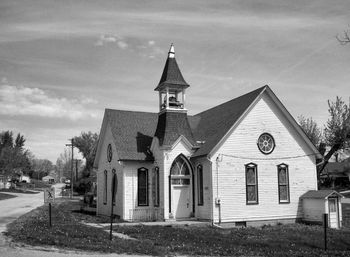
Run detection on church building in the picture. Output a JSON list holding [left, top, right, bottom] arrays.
[[93, 45, 322, 226]]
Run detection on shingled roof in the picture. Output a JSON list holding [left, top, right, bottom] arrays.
[[102, 86, 267, 161], [154, 111, 196, 147], [300, 190, 344, 199], [154, 45, 189, 91], [105, 109, 158, 161], [189, 86, 266, 157]]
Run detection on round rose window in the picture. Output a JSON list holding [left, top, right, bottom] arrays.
[[257, 133, 275, 154]]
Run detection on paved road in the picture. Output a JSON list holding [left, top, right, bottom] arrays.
[[0, 189, 145, 257]]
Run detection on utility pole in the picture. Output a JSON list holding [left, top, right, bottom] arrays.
[[66, 138, 74, 199]]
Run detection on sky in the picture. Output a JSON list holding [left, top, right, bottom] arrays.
[[0, 0, 349, 163]]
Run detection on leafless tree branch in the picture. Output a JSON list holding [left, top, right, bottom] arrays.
[[337, 26, 350, 45]]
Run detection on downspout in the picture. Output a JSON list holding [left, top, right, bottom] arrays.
[[210, 154, 222, 227], [207, 156, 214, 226], [216, 155, 222, 225]]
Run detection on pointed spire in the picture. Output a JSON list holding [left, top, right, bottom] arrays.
[[154, 44, 189, 91], [168, 43, 175, 58]]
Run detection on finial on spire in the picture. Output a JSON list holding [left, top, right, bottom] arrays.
[[168, 43, 175, 58]]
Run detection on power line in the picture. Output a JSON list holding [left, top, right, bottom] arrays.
[[218, 153, 318, 161]]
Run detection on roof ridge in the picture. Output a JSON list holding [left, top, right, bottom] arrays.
[[194, 85, 266, 117], [105, 108, 157, 115]]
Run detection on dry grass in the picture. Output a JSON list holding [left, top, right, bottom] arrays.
[[5, 199, 350, 256], [0, 192, 17, 200]]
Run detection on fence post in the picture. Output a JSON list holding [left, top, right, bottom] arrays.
[[323, 213, 328, 251]]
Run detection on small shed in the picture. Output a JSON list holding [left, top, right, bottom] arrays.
[[301, 190, 344, 229]]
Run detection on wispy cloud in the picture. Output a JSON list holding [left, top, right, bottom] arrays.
[[0, 81, 98, 120], [95, 34, 128, 49]]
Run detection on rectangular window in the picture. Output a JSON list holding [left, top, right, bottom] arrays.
[[278, 164, 290, 203], [103, 170, 107, 205], [138, 168, 149, 206], [197, 165, 204, 205], [245, 163, 258, 204], [153, 167, 160, 207]]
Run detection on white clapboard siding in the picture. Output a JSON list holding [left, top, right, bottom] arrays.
[[210, 93, 317, 223], [302, 198, 325, 223], [96, 124, 123, 218], [192, 157, 213, 220], [123, 161, 154, 220]]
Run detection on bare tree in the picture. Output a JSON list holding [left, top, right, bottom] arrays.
[[319, 96, 350, 174], [337, 26, 350, 45], [298, 115, 323, 147]]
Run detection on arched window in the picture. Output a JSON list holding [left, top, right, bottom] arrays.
[[112, 169, 118, 206], [138, 167, 149, 206], [245, 163, 258, 204], [103, 170, 107, 204], [153, 167, 160, 207], [170, 156, 191, 185], [277, 164, 290, 203], [197, 165, 204, 205]]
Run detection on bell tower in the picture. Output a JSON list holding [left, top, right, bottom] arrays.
[[153, 44, 195, 148], [154, 44, 189, 113]]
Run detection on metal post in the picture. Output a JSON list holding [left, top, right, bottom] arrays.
[[49, 203, 52, 227], [71, 139, 74, 198], [323, 213, 328, 251]]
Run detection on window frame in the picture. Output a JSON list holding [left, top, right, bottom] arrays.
[[103, 170, 107, 205], [197, 164, 204, 206], [112, 169, 117, 206], [138, 167, 149, 206], [245, 163, 258, 205], [277, 163, 290, 204], [153, 167, 160, 207]]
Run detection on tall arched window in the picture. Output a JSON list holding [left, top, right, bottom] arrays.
[[138, 167, 149, 206], [245, 163, 258, 204], [112, 169, 118, 206], [277, 164, 290, 203], [103, 170, 107, 204], [153, 167, 160, 207], [170, 156, 191, 185], [197, 165, 203, 205]]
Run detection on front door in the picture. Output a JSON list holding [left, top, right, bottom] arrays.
[[172, 185, 191, 218], [169, 155, 192, 219], [328, 198, 339, 228]]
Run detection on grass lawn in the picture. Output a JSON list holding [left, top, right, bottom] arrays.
[[5, 199, 350, 256], [0, 192, 17, 200], [0, 188, 40, 194]]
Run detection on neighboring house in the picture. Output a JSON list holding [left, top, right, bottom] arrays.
[[42, 175, 55, 183], [321, 159, 350, 189], [19, 174, 31, 183], [93, 45, 322, 225]]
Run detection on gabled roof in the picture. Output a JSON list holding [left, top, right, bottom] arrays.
[[95, 85, 321, 163], [105, 109, 158, 161], [300, 190, 344, 199], [154, 111, 196, 147], [190, 85, 322, 159], [154, 45, 189, 91], [189, 86, 266, 157]]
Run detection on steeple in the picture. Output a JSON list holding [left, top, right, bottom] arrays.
[[155, 44, 189, 113], [153, 44, 195, 148]]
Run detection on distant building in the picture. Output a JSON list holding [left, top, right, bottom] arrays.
[[42, 175, 55, 183], [94, 45, 321, 226]]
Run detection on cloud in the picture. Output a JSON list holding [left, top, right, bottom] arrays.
[[0, 83, 98, 120], [95, 34, 128, 49], [138, 40, 165, 59]]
